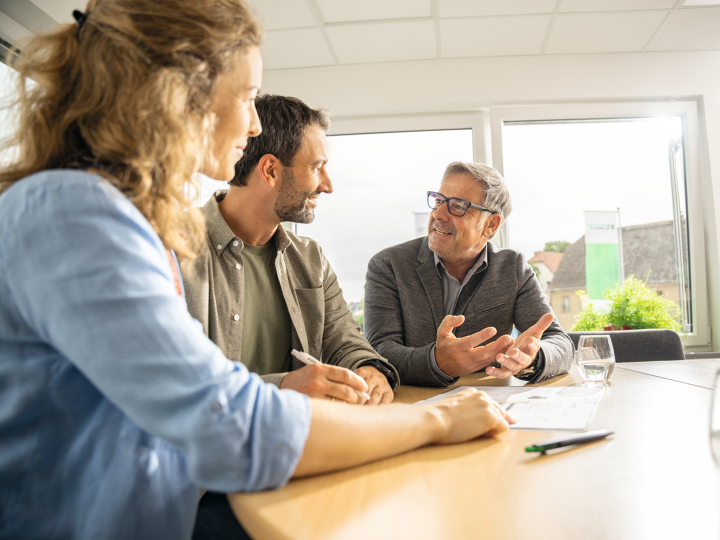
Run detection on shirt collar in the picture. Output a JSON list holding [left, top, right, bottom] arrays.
[[433, 246, 488, 285], [202, 189, 292, 254]]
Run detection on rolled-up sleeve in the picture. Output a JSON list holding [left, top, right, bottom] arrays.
[[0, 173, 310, 492]]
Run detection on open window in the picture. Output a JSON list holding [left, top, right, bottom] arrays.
[[490, 102, 708, 349]]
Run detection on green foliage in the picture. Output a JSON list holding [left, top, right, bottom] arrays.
[[543, 240, 571, 253], [571, 293, 608, 331], [605, 277, 681, 331], [349, 298, 364, 334], [529, 262, 541, 277], [571, 277, 682, 332]]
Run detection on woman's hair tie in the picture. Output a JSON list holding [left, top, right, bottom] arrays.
[[72, 10, 89, 31]]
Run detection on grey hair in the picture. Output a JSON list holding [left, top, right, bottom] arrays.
[[442, 162, 512, 239]]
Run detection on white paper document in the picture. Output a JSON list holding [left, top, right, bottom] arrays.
[[414, 386, 604, 430]]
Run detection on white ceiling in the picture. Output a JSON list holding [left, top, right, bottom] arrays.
[[2, 0, 720, 70]]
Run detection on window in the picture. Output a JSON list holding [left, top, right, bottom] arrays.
[[562, 296, 570, 313], [197, 102, 709, 349], [296, 128, 474, 304], [491, 102, 708, 348], [0, 58, 20, 167]]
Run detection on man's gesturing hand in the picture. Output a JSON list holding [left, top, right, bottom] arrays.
[[353, 366, 394, 405], [281, 363, 369, 404], [487, 312, 556, 379], [435, 315, 514, 378]]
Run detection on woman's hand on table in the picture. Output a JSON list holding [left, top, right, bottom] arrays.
[[430, 388, 515, 444]]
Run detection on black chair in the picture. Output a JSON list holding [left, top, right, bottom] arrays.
[[567, 329, 684, 362]]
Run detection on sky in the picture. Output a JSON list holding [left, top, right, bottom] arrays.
[[502, 118, 684, 261]]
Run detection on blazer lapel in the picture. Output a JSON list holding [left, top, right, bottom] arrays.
[[416, 238, 445, 329], [454, 270, 486, 317]]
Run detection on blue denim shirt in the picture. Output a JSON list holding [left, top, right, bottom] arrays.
[[0, 171, 311, 540]]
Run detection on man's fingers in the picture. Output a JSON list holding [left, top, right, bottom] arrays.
[[485, 365, 514, 379], [467, 335, 513, 360], [495, 352, 525, 373], [437, 314, 465, 338], [527, 313, 555, 338], [379, 392, 394, 405], [517, 337, 540, 355], [324, 365, 369, 392], [458, 326, 498, 349], [366, 391, 382, 406], [324, 381, 364, 404]]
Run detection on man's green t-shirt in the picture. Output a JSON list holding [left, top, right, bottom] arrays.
[[239, 242, 292, 376]]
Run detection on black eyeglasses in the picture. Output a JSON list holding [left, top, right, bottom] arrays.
[[427, 191, 497, 217]]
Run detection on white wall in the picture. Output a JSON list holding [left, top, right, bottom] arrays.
[[261, 50, 720, 350]]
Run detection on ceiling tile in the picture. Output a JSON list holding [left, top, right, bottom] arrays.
[[545, 11, 668, 53], [248, 0, 317, 30], [560, 0, 677, 12], [439, 0, 557, 18], [315, 0, 432, 23], [440, 16, 551, 57], [646, 7, 720, 50], [28, 0, 71, 24], [261, 28, 335, 70], [325, 21, 436, 64]]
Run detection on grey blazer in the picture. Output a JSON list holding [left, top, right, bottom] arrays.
[[364, 237, 574, 387]]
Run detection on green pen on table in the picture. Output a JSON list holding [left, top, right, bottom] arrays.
[[525, 429, 614, 455]]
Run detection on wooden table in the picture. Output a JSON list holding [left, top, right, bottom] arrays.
[[229, 361, 720, 540], [616, 358, 720, 390]]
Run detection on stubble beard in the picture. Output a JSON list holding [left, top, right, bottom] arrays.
[[428, 221, 459, 260], [274, 168, 317, 224]]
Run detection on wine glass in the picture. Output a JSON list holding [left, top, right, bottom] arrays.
[[575, 335, 616, 385]]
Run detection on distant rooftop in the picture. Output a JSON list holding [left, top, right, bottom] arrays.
[[528, 251, 564, 274], [549, 220, 686, 291]]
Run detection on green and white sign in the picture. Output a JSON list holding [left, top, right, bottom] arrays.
[[585, 211, 620, 300]]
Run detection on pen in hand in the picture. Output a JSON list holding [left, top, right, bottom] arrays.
[[291, 349, 371, 402]]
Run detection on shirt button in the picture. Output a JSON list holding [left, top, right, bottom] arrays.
[[216, 245, 222, 250], [233, 314, 240, 321], [236, 263, 241, 269], [233, 240, 239, 247], [211, 398, 226, 413]]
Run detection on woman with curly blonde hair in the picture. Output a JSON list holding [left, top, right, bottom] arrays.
[[0, 1, 512, 539]]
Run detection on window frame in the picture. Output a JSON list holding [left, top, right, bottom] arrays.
[[327, 112, 506, 243], [489, 101, 709, 349]]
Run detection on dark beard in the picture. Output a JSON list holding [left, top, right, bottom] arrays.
[[274, 168, 317, 224]]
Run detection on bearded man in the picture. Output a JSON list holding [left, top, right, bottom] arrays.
[[182, 94, 400, 540], [182, 95, 397, 406]]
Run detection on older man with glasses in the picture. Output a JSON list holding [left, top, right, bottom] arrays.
[[364, 162, 574, 387]]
